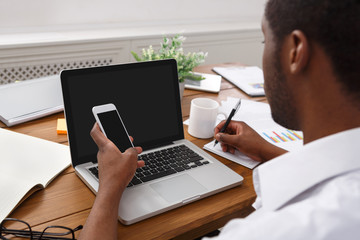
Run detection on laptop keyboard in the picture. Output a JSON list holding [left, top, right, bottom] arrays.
[[88, 144, 210, 187]]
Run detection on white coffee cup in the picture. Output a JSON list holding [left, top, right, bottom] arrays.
[[188, 98, 226, 139]]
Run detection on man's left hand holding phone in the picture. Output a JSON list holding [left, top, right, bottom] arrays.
[[79, 103, 144, 240]]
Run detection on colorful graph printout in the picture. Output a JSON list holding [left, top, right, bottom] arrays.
[[262, 130, 303, 144], [249, 83, 264, 89]]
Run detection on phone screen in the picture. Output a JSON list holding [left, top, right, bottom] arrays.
[[97, 110, 133, 152]]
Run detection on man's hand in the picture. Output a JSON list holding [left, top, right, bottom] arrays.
[[79, 123, 145, 240], [90, 123, 144, 197], [214, 121, 287, 162]]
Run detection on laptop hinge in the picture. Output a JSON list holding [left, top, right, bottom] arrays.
[[142, 141, 174, 151]]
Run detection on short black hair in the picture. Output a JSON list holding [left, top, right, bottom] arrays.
[[265, 0, 360, 100]]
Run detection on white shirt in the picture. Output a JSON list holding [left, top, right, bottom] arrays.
[[206, 127, 360, 240]]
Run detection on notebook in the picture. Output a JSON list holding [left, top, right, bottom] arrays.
[[212, 66, 265, 96], [60, 59, 243, 225], [0, 128, 70, 222]]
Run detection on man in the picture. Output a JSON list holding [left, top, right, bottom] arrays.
[[79, 0, 360, 239]]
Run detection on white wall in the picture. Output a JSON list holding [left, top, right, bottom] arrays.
[[0, 0, 266, 31], [0, 0, 266, 84]]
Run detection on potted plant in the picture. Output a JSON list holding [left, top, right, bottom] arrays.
[[131, 35, 207, 98]]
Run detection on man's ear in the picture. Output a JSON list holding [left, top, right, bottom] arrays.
[[287, 30, 310, 74]]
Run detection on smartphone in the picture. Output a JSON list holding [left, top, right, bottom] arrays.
[[92, 103, 134, 152]]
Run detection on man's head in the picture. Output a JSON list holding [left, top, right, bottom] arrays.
[[262, 0, 360, 130]]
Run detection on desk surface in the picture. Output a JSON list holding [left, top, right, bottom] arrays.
[[2, 63, 267, 240]]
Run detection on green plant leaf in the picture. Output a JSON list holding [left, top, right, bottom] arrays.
[[184, 73, 205, 81], [131, 51, 142, 62], [130, 34, 207, 82]]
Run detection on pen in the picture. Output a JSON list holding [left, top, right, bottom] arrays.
[[214, 99, 242, 147]]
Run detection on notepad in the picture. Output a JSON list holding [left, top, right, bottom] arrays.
[[204, 140, 260, 169], [212, 66, 265, 96], [57, 118, 67, 135]]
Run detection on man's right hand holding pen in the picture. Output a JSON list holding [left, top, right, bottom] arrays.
[[214, 120, 288, 163]]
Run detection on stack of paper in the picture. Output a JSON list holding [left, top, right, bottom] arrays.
[[201, 97, 303, 169]]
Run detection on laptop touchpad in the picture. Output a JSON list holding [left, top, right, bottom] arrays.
[[150, 174, 207, 203]]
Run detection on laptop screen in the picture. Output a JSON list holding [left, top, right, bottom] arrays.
[[61, 59, 184, 166]]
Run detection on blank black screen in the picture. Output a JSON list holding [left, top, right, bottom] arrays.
[[98, 110, 133, 153], [61, 60, 183, 166]]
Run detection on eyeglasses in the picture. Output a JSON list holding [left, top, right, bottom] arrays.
[[0, 218, 83, 240]]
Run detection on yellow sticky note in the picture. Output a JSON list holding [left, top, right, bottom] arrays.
[[57, 118, 67, 135]]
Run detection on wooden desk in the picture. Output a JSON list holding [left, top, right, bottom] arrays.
[[2, 63, 266, 239]]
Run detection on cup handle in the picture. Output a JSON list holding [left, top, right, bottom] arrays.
[[216, 111, 228, 125]]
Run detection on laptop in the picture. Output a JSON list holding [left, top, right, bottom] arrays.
[[60, 59, 243, 225]]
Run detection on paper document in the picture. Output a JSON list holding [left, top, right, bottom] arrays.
[[204, 140, 260, 169], [213, 66, 265, 96], [219, 98, 303, 152], [183, 98, 304, 168]]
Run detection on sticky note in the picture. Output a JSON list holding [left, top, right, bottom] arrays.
[[57, 118, 67, 135]]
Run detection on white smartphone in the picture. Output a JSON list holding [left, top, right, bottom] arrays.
[[92, 103, 134, 152]]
